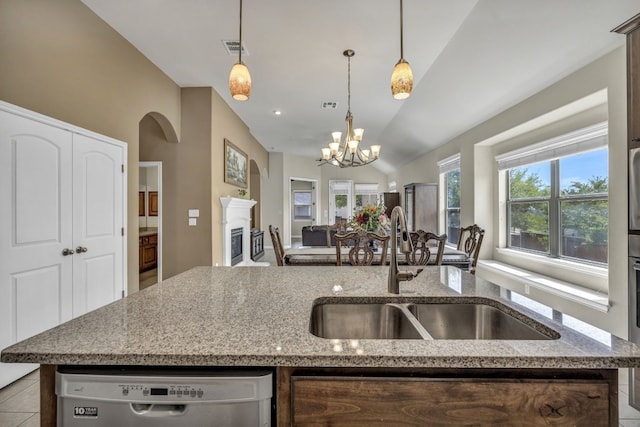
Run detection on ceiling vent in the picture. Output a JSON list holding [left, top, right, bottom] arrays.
[[321, 101, 338, 110], [222, 40, 249, 56]]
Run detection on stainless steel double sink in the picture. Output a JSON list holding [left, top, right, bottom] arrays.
[[309, 298, 559, 340]]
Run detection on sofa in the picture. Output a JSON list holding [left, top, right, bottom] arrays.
[[302, 225, 338, 247]]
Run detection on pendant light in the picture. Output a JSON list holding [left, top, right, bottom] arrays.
[[229, 0, 251, 101], [390, 0, 413, 100]]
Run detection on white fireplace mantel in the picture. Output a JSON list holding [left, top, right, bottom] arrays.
[[220, 197, 269, 267]]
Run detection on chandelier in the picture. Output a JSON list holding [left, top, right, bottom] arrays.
[[319, 49, 381, 168]]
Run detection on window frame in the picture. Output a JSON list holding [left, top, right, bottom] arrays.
[[505, 148, 608, 266], [438, 154, 461, 245], [444, 169, 461, 245], [293, 189, 313, 221], [354, 183, 379, 209]]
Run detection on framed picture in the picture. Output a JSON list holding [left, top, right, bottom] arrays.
[[224, 139, 248, 188]]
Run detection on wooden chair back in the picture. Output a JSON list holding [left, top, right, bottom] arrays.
[[406, 230, 447, 266], [334, 230, 390, 266], [457, 224, 485, 273], [326, 220, 348, 247], [269, 225, 285, 266]]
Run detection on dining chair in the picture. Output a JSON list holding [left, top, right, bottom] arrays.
[[334, 229, 390, 266], [325, 220, 348, 247], [406, 230, 447, 266], [268, 225, 285, 266], [457, 224, 485, 274]]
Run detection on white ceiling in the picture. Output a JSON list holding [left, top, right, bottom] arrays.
[[81, 0, 638, 174]]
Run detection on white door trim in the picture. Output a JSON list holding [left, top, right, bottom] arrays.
[[139, 161, 162, 284]]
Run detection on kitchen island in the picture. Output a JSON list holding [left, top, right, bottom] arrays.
[[3, 266, 640, 425]]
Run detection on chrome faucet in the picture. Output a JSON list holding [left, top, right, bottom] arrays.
[[388, 206, 419, 294]]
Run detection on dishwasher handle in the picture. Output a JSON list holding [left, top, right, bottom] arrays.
[[130, 403, 187, 417]]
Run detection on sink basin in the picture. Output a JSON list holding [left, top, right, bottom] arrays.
[[309, 303, 423, 339], [407, 303, 555, 340], [310, 299, 558, 340]]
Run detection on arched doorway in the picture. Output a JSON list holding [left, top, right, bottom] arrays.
[[139, 112, 179, 290]]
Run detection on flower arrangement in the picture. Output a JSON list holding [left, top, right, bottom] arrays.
[[350, 203, 389, 233]]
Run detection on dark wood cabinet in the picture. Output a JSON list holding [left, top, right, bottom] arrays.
[[381, 192, 400, 217], [290, 376, 610, 426], [148, 191, 158, 216], [139, 234, 157, 272], [614, 14, 640, 149], [404, 183, 438, 232], [138, 192, 145, 216], [251, 229, 264, 261], [615, 13, 640, 411], [278, 367, 616, 427]]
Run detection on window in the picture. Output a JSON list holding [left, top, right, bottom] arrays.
[[499, 123, 608, 265], [329, 180, 352, 224], [438, 154, 460, 244], [293, 190, 312, 220], [354, 183, 379, 209]]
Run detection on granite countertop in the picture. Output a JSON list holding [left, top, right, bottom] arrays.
[[3, 266, 640, 369], [139, 228, 158, 237]]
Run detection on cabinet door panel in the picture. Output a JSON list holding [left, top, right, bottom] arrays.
[[630, 28, 640, 143], [0, 110, 73, 388], [292, 377, 609, 426]]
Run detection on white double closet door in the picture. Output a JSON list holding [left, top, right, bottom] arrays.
[[0, 104, 126, 388]]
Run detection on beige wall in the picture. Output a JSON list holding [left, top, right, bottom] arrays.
[[0, 0, 181, 293], [140, 88, 213, 279], [263, 153, 286, 247], [210, 89, 269, 266], [263, 153, 388, 247], [0, 0, 268, 288], [388, 47, 628, 336]]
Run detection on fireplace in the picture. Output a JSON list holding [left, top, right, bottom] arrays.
[[231, 227, 243, 266], [220, 197, 270, 267]]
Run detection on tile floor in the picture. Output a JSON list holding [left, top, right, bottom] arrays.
[[0, 370, 40, 427], [3, 244, 640, 426]]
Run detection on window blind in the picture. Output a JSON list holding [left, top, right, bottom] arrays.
[[354, 183, 379, 195], [437, 153, 461, 174], [496, 122, 608, 171], [329, 180, 351, 195]]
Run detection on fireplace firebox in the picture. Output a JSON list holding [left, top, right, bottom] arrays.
[[231, 227, 243, 266]]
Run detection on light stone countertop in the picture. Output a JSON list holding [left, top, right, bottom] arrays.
[[3, 265, 640, 369], [139, 228, 158, 237]]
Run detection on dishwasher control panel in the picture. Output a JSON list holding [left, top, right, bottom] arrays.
[[56, 370, 273, 404], [120, 385, 205, 399]]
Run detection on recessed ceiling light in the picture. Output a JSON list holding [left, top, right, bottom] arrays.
[[273, 110, 282, 116]]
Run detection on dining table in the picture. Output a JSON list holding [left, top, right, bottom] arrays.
[[283, 245, 472, 270]]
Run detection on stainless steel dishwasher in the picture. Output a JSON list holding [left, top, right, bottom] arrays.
[[56, 367, 273, 426]]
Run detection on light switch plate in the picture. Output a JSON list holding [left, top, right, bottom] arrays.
[[188, 218, 197, 226], [188, 209, 200, 218]]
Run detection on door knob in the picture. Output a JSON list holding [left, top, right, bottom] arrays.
[[62, 248, 75, 256], [76, 246, 88, 253]]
